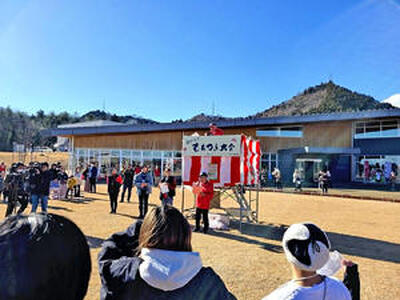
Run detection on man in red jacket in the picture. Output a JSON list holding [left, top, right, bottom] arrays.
[[194, 172, 214, 234], [208, 123, 224, 136]]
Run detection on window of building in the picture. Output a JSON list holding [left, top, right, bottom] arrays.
[[256, 126, 303, 138], [260, 153, 279, 185], [356, 155, 399, 183], [354, 120, 400, 139], [73, 148, 182, 181]]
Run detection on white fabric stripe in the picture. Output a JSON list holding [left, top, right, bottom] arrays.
[[220, 156, 231, 184], [183, 156, 192, 182], [252, 141, 259, 184], [240, 136, 245, 184], [246, 138, 252, 184], [200, 156, 212, 174]]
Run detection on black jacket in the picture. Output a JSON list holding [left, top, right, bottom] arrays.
[[343, 264, 360, 300], [30, 170, 53, 196], [98, 222, 237, 300], [122, 169, 134, 187], [107, 175, 121, 195], [58, 171, 68, 184]]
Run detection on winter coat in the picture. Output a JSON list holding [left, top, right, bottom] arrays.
[[98, 222, 237, 300], [343, 264, 360, 300], [160, 176, 176, 199], [196, 181, 213, 210], [58, 171, 68, 185], [107, 175, 122, 195], [36, 170, 53, 196], [122, 169, 135, 187], [135, 172, 153, 195], [90, 167, 98, 179]]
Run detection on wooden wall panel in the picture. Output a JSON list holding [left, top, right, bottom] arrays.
[[73, 121, 352, 152], [258, 121, 352, 152]]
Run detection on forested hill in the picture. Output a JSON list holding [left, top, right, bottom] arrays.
[[252, 81, 394, 118], [0, 82, 396, 151], [0, 108, 156, 151]]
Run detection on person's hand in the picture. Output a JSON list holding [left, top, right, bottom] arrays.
[[342, 259, 355, 270]]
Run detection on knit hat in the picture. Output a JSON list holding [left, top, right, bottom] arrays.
[[282, 223, 331, 271]]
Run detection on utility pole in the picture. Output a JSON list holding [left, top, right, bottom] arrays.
[[212, 100, 216, 116]]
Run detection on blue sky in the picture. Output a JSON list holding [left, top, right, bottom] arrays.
[[0, 0, 399, 122]]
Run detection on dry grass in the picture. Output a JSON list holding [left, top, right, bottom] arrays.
[[0, 186, 399, 300], [0, 152, 69, 167]]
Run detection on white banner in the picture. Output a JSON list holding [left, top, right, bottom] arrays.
[[183, 135, 241, 157]]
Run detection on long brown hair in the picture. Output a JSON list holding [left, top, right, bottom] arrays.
[[138, 205, 192, 254]]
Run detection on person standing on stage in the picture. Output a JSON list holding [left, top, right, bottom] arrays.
[[120, 165, 134, 203], [193, 172, 213, 234], [135, 165, 153, 218], [208, 123, 224, 136], [107, 168, 122, 214]]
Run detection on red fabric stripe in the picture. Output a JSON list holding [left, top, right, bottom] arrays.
[[231, 156, 241, 185], [255, 140, 261, 184], [190, 156, 201, 184], [242, 136, 248, 185], [249, 139, 255, 185]]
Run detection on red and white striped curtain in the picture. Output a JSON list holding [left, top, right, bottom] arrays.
[[183, 135, 261, 186]]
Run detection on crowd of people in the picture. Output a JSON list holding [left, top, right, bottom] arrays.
[[0, 208, 360, 300], [0, 159, 361, 299]]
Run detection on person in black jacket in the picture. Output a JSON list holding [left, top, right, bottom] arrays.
[[98, 205, 237, 300], [31, 162, 54, 213], [89, 163, 98, 193], [0, 213, 91, 300], [120, 165, 134, 203], [4, 162, 29, 217], [107, 168, 122, 214], [159, 168, 176, 206]]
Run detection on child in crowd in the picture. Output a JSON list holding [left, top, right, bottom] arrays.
[[74, 167, 82, 197], [159, 168, 176, 206], [263, 222, 359, 300], [98, 205, 236, 300], [107, 168, 122, 214], [66, 175, 78, 200]]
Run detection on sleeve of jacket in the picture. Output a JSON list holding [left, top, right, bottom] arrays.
[[98, 221, 143, 300], [147, 173, 153, 187], [134, 174, 142, 189], [343, 264, 360, 300]]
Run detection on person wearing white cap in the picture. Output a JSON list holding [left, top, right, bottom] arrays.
[[263, 222, 356, 300]]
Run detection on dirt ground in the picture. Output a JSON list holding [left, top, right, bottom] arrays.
[[0, 186, 399, 300]]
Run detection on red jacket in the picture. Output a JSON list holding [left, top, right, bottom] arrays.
[[196, 181, 214, 210], [209, 127, 224, 136]]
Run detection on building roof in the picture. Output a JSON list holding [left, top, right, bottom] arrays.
[[57, 120, 122, 128], [43, 109, 400, 137]]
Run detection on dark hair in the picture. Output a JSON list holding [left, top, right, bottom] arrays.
[[138, 205, 192, 253], [0, 213, 91, 300]]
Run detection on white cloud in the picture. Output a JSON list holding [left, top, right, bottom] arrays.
[[383, 94, 400, 108]]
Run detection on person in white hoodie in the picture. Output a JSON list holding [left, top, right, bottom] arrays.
[[263, 222, 359, 300], [98, 205, 236, 300]]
